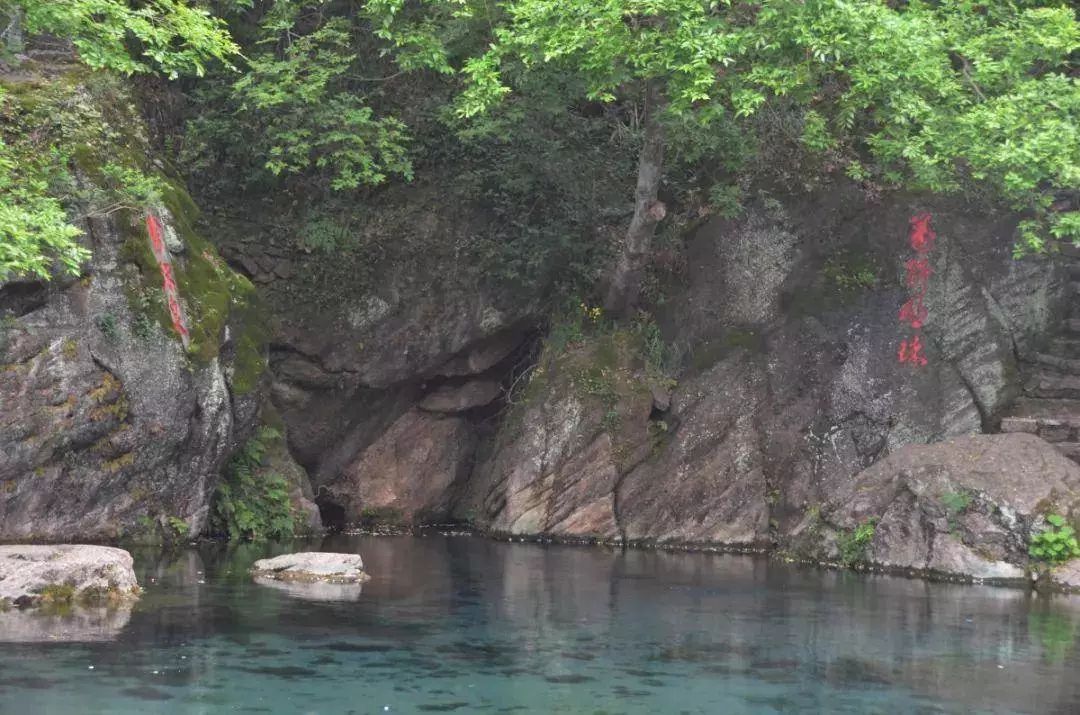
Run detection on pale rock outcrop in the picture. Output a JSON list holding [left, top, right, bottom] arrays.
[[0, 545, 140, 607], [251, 552, 369, 583]]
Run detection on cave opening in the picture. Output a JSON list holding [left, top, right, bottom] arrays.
[[316, 498, 347, 532]]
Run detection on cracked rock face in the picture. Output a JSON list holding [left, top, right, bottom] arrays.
[[794, 433, 1080, 581], [462, 188, 1067, 554]]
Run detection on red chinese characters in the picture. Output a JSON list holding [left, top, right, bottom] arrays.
[[898, 335, 928, 367], [146, 214, 190, 347], [898, 213, 934, 366], [898, 297, 928, 330]]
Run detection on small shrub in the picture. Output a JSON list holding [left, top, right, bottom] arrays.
[[166, 516, 190, 538], [1029, 514, 1080, 564], [837, 518, 877, 566], [708, 182, 745, 219], [942, 490, 973, 532], [601, 409, 621, 432], [823, 253, 878, 294], [631, 310, 676, 377], [942, 491, 972, 514], [132, 313, 156, 341], [96, 313, 119, 341]]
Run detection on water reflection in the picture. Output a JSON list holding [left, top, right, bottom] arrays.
[[0, 603, 133, 643], [252, 576, 364, 602], [0, 535, 1078, 714]]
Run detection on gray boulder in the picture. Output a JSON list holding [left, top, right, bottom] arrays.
[[251, 552, 370, 584], [0, 545, 140, 608]]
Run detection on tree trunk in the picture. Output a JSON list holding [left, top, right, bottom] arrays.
[[2, 8, 24, 55], [603, 81, 666, 316]]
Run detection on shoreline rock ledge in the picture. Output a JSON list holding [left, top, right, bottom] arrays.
[[0, 545, 140, 608], [250, 552, 370, 584]]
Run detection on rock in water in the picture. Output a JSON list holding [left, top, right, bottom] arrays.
[[0, 545, 140, 608], [250, 552, 370, 584]]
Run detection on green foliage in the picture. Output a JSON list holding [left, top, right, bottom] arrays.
[[823, 253, 878, 294], [1029, 514, 1080, 564], [165, 516, 190, 538], [4, 0, 238, 77], [183, 1, 412, 193], [95, 313, 119, 341], [630, 310, 676, 378], [708, 183, 745, 220], [0, 0, 235, 282], [0, 84, 85, 281], [300, 213, 356, 254], [0, 70, 188, 282], [211, 426, 295, 541], [942, 491, 973, 516], [372, 0, 1079, 254], [837, 518, 877, 567]]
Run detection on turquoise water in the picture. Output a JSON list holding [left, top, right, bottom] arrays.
[[2, 534, 1079, 714]]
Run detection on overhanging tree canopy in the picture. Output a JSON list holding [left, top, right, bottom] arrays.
[[367, 0, 1079, 309]]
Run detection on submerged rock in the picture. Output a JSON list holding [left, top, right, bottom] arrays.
[[795, 433, 1080, 582], [0, 545, 140, 608], [250, 552, 370, 584]]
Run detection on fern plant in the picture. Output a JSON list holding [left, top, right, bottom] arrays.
[[211, 426, 295, 541]]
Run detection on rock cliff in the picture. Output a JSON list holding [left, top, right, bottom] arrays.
[[457, 188, 1068, 566], [0, 74, 269, 541]]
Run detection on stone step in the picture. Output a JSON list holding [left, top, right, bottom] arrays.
[[1065, 319, 1080, 335], [1033, 353, 1080, 374], [1000, 398, 1080, 443], [1068, 264, 1080, 280], [1024, 369, 1080, 399]]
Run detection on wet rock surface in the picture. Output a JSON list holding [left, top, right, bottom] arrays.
[[0, 545, 140, 607]]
